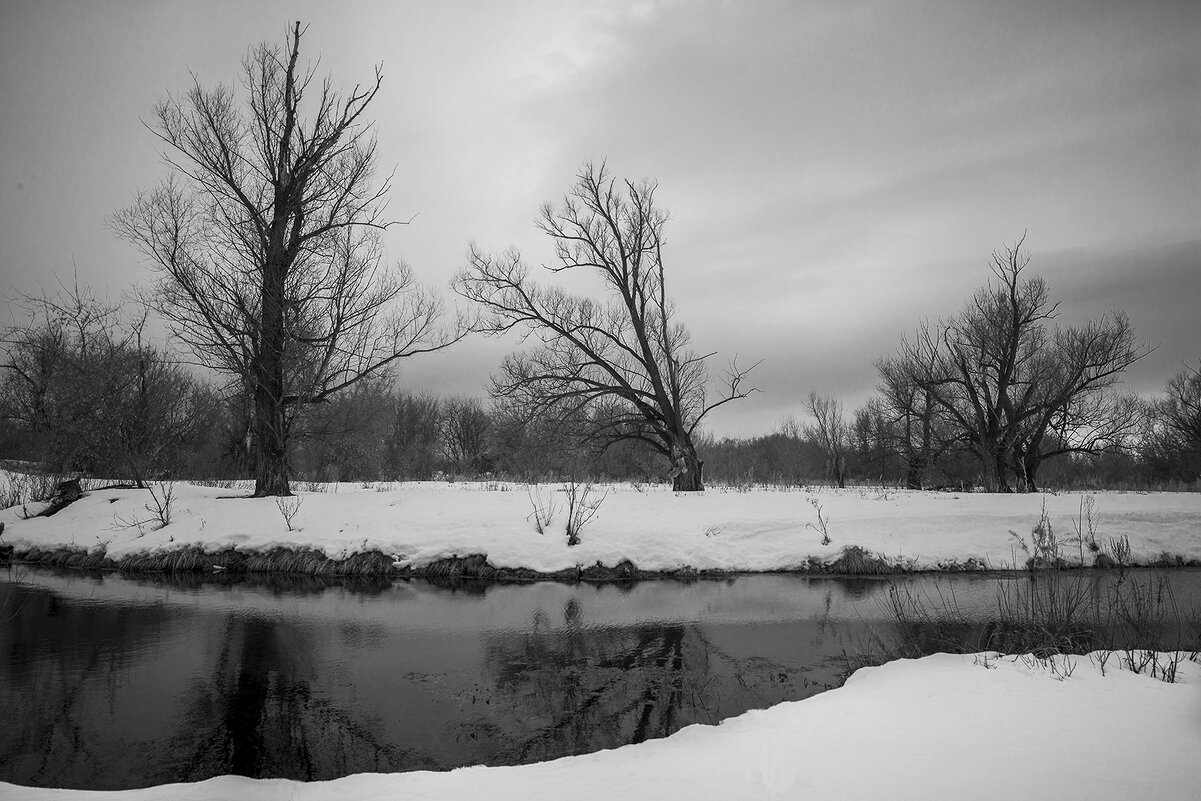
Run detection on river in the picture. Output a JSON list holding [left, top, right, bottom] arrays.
[[2, 567, 1198, 790]]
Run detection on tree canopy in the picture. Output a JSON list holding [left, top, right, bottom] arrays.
[[455, 163, 757, 490]]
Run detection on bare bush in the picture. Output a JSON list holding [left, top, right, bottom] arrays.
[[805, 497, 832, 546], [0, 471, 61, 510], [1008, 498, 1073, 569], [527, 485, 558, 536], [146, 481, 175, 528], [114, 480, 176, 531], [1106, 534, 1132, 567], [276, 496, 303, 531], [562, 479, 605, 546]]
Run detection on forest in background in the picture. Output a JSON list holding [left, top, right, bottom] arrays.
[[1, 280, 1196, 494]]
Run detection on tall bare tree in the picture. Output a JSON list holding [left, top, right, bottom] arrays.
[[455, 163, 757, 491], [113, 23, 458, 496], [874, 353, 958, 489], [901, 238, 1058, 491], [889, 236, 1146, 491], [803, 392, 851, 488]]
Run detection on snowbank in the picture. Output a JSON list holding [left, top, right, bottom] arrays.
[[4, 651, 1197, 800], [3, 480, 1200, 574]]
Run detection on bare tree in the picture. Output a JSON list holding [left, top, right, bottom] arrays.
[[1142, 362, 1201, 482], [850, 397, 901, 483], [440, 395, 491, 474], [290, 377, 392, 482], [890, 236, 1147, 491], [1, 282, 211, 483], [112, 23, 459, 496], [874, 353, 958, 489], [1162, 363, 1201, 452], [1007, 315, 1146, 490], [111, 315, 217, 486], [904, 238, 1058, 491], [384, 392, 442, 480], [1, 287, 95, 470], [455, 163, 757, 491], [803, 392, 851, 488]]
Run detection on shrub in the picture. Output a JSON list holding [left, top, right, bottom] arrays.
[[872, 568, 1200, 682], [562, 479, 605, 547]]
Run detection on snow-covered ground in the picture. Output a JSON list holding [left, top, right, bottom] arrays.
[[3, 651, 1197, 800], [4, 479, 1200, 798], [2, 479, 1200, 573]]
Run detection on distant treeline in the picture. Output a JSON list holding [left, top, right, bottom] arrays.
[[1, 283, 1197, 492]]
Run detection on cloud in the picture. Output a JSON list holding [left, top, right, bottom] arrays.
[[1, 0, 1196, 439]]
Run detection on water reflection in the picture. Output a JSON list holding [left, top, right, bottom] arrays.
[[2, 568, 1198, 791], [0, 582, 181, 787], [164, 614, 427, 782], [481, 608, 708, 762]]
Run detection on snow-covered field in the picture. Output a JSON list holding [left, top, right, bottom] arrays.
[[4, 478, 1200, 798], [2, 479, 1200, 573], [3, 651, 1197, 800]]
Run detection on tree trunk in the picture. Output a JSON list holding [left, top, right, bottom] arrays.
[[253, 254, 291, 497], [995, 458, 1012, 492], [252, 382, 290, 496], [833, 454, 848, 489], [670, 441, 704, 491], [905, 466, 921, 490], [978, 444, 1010, 492], [904, 454, 926, 490], [916, 398, 933, 489]]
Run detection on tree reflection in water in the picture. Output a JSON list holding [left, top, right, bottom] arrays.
[[0, 583, 175, 787], [1, 570, 915, 789], [0, 577, 434, 789], [476, 595, 812, 765], [166, 614, 434, 781]]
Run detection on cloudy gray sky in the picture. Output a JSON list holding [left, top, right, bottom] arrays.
[[1, 0, 1197, 437]]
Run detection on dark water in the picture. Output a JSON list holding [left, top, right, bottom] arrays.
[[2, 567, 1199, 790]]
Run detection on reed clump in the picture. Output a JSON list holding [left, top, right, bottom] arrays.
[[829, 545, 893, 575], [13, 545, 407, 577], [872, 566, 1201, 682]]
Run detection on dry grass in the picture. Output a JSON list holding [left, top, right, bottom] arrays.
[[423, 554, 494, 579], [12, 545, 405, 577], [18, 546, 118, 570], [119, 547, 212, 572], [872, 568, 1201, 681], [829, 545, 893, 575]]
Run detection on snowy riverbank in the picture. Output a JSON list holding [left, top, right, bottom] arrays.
[[3, 650, 1198, 800], [3, 480, 1200, 575]]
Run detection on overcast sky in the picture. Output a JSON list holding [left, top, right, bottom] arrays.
[[1, 0, 1197, 437]]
